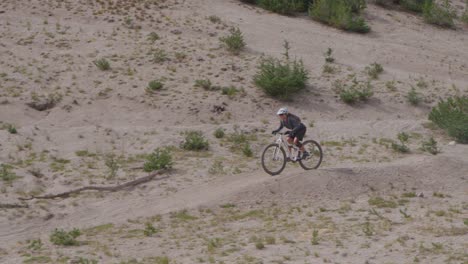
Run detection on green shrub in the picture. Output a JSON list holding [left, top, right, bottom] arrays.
[[194, 79, 213, 90], [462, 1, 468, 24], [0, 164, 17, 182], [181, 131, 209, 151], [147, 32, 160, 42], [153, 49, 168, 63], [242, 143, 254, 157], [143, 223, 158, 236], [429, 96, 468, 143], [147, 80, 164, 91], [324, 47, 335, 63], [50, 228, 81, 246], [322, 64, 336, 74], [339, 81, 373, 104], [220, 27, 246, 55], [392, 132, 410, 153], [221, 86, 240, 97], [421, 137, 439, 155], [105, 154, 119, 179], [400, 0, 429, 12], [406, 87, 422, 105], [143, 148, 173, 172], [255, 241, 265, 249], [93, 58, 110, 71], [254, 56, 308, 100], [208, 15, 222, 23], [257, 0, 309, 14], [423, 0, 456, 28], [309, 0, 370, 33], [214, 128, 225, 138], [366, 62, 384, 79], [6, 124, 17, 134]]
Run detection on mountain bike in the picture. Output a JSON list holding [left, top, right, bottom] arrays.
[[261, 132, 323, 175]]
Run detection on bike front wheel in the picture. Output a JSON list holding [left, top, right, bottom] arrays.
[[299, 140, 323, 170], [261, 143, 286, 175]]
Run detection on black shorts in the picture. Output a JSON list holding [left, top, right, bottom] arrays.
[[290, 127, 306, 141]]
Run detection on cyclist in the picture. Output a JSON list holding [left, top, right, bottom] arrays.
[[271, 107, 309, 159]]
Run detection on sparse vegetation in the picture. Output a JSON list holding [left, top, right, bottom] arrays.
[[1, 123, 17, 134], [0, 164, 17, 182], [423, 0, 456, 28], [366, 62, 384, 79], [194, 79, 213, 90], [309, 0, 370, 33], [153, 48, 168, 63], [339, 81, 373, 104], [421, 136, 439, 155], [147, 79, 164, 91], [220, 27, 246, 55], [214, 128, 225, 138], [143, 223, 158, 236], [93, 58, 110, 71], [147, 32, 160, 42], [368, 196, 397, 208], [407, 87, 422, 105], [392, 132, 410, 153], [257, 0, 309, 14], [105, 154, 119, 179], [143, 148, 173, 172], [324, 47, 335, 63], [429, 96, 468, 143], [181, 131, 209, 151], [50, 228, 81, 246]]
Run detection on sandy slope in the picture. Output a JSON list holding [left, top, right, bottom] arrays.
[[0, 0, 468, 263]]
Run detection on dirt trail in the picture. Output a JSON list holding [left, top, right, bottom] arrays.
[[2, 144, 466, 247]]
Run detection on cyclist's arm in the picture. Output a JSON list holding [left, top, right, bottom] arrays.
[[274, 122, 284, 132]]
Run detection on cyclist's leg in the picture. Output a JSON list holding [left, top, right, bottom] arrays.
[[295, 127, 307, 152]]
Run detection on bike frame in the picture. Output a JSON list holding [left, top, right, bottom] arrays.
[[274, 133, 300, 161]]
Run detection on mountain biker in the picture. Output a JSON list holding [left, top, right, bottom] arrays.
[[271, 107, 309, 159]]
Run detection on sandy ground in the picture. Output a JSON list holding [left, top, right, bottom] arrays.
[[0, 0, 467, 263]]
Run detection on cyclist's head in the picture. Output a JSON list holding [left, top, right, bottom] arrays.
[[276, 107, 288, 116]]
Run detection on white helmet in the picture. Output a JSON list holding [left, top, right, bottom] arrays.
[[276, 107, 288, 115]]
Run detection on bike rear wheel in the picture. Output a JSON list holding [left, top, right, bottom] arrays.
[[299, 140, 323, 170], [261, 144, 286, 175]]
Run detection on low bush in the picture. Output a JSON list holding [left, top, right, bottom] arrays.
[[429, 96, 468, 143], [181, 131, 209, 151], [392, 132, 410, 153], [421, 137, 439, 155], [423, 0, 456, 28], [0, 164, 17, 182], [257, 0, 309, 14], [50, 228, 81, 246], [93, 58, 110, 71], [406, 87, 422, 105], [220, 27, 246, 55], [153, 49, 168, 63], [254, 56, 308, 100], [339, 81, 373, 104], [366, 62, 384, 79], [309, 0, 370, 33], [400, 0, 429, 12], [214, 128, 225, 138], [324, 48, 335, 63], [463, 0, 468, 24], [221, 86, 240, 98], [144, 148, 173, 172], [147, 32, 160, 42], [194, 79, 213, 90], [147, 80, 164, 91]]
